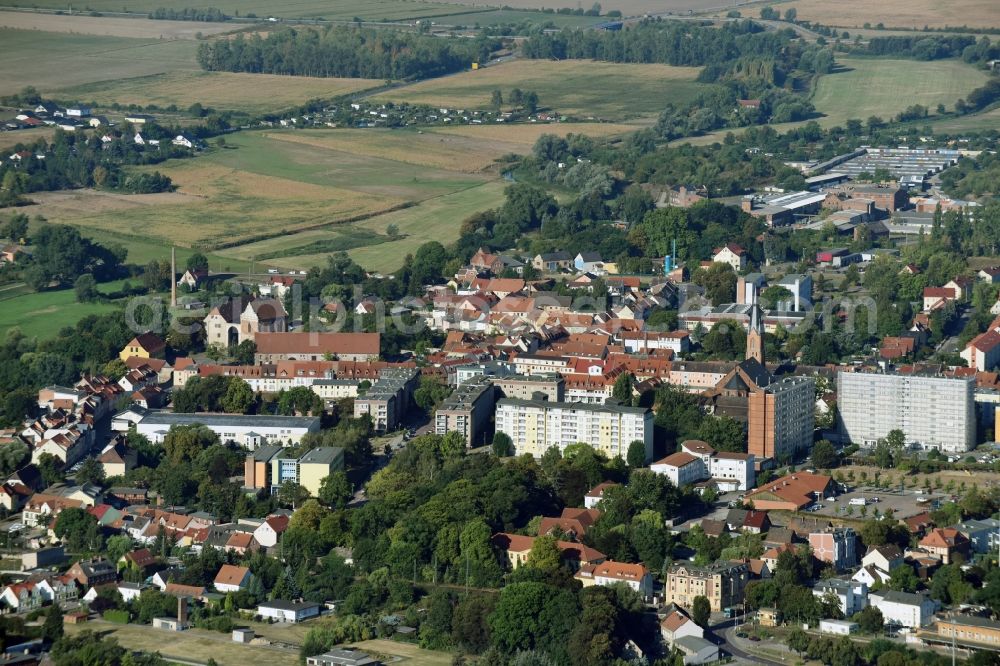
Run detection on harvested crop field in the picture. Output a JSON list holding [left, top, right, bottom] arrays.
[[426, 0, 734, 15], [0, 28, 200, 93], [0, 0, 481, 21], [0, 10, 236, 38], [58, 71, 381, 113], [374, 59, 710, 121], [0, 128, 55, 152], [768, 0, 1000, 29]]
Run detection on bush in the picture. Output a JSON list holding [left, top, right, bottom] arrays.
[[103, 609, 130, 624], [196, 615, 236, 633]]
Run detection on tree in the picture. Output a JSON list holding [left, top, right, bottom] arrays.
[[692, 595, 711, 628], [54, 507, 102, 551], [760, 285, 793, 310], [888, 564, 920, 593], [42, 602, 64, 642], [220, 378, 254, 414], [318, 471, 353, 509], [812, 440, 840, 469], [106, 534, 133, 564], [787, 626, 810, 654], [490, 89, 504, 110], [626, 440, 646, 468], [526, 535, 563, 574], [74, 458, 106, 487], [163, 424, 218, 464], [852, 605, 883, 634], [492, 432, 513, 457], [278, 481, 310, 508], [232, 340, 256, 364], [73, 274, 98, 303], [611, 372, 633, 405], [186, 252, 209, 272]]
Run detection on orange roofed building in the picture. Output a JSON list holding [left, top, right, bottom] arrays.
[[575, 560, 653, 597], [744, 471, 834, 511], [491, 533, 605, 571]]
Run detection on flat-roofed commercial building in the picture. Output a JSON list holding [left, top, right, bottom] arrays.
[[132, 412, 320, 447], [354, 368, 419, 432]]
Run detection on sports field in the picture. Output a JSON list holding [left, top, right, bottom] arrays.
[[0, 0, 483, 21], [766, 0, 1000, 29], [58, 71, 382, 114], [811, 58, 989, 126], [0, 28, 200, 93], [373, 59, 710, 121]]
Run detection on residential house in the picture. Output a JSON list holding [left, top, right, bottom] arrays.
[[584, 481, 619, 509], [257, 600, 321, 623], [712, 244, 747, 272], [119, 332, 166, 362], [214, 564, 252, 593], [177, 269, 208, 290], [491, 533, 606, 571], [923, 287, 956, 312], [919, 528, 970, 564], [675, 636, 720, 665], [65, 559, 117, 587], [861, 544, 903, 573], [869, 590, 936, 628], [809, 528, 858, 572], [533, 252, 573, 272], [252, 515, 290, 549], [575, 252, 605, 273], [962, 328, 1000, 372], [538, 508, 601, 541], [575, 561, 653, 597], [664, 561, 749, 612], [660, 608, 704, 648], [812, 578, 868, 616]]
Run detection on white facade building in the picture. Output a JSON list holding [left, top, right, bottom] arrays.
[[837, 371, 976, 453], [869, 591, 936, 628], [131, 411, 320, 447], [649, 440, 755, 491]]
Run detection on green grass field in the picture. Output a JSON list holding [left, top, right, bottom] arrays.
[[373, 59, 711, 121], [0, 28, 200, 94], [57, 71, 382, 114], [811, 57, 989, 126], [0, 0, 482, 20], [437, 9, 604, 26], [0, 279, 127, 340], [930, 105, 1000, 133]]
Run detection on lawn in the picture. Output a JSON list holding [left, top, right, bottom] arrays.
[[0, 0, 481, 21], [0, 279, 127, 340], [0, 28, 201, 94], [373, 59, 710, 121], [811, 57, 989, 126], [57, 71, 382, 114], [764, 0, 1000, 29]]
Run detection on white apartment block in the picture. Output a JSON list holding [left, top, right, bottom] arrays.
[[495, 398, 653, 460], [837, 371, 975, 453]]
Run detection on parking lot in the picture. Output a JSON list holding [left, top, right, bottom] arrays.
[[807, 487, 949, 520]]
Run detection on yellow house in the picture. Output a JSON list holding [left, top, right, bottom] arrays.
[[119, 332, 166, 362]]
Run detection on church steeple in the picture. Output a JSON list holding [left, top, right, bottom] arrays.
[[746, 303, 765, 365]]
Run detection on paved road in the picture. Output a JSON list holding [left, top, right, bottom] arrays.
[[710, 616, 790, 666]]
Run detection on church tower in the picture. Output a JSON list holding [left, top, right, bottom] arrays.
[[746, 303, 765, 365]]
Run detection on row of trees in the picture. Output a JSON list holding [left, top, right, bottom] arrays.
[[196, 27, 499, 80]]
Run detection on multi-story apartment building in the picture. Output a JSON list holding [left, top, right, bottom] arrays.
[[434, 377, 495, 447], [747, 376, 815, 462], [664, 561, 749, 612], [495, 399, 653, 460], [353, 368, 419, 432], [837, 370, 976, 452], [494, 374, 565, 402], [809, 527, 858, 572]]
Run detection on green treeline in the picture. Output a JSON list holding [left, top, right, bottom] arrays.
[[520, 20, 819, 83], [150, 7, 228, 21], [196, 27, 499, 80]]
